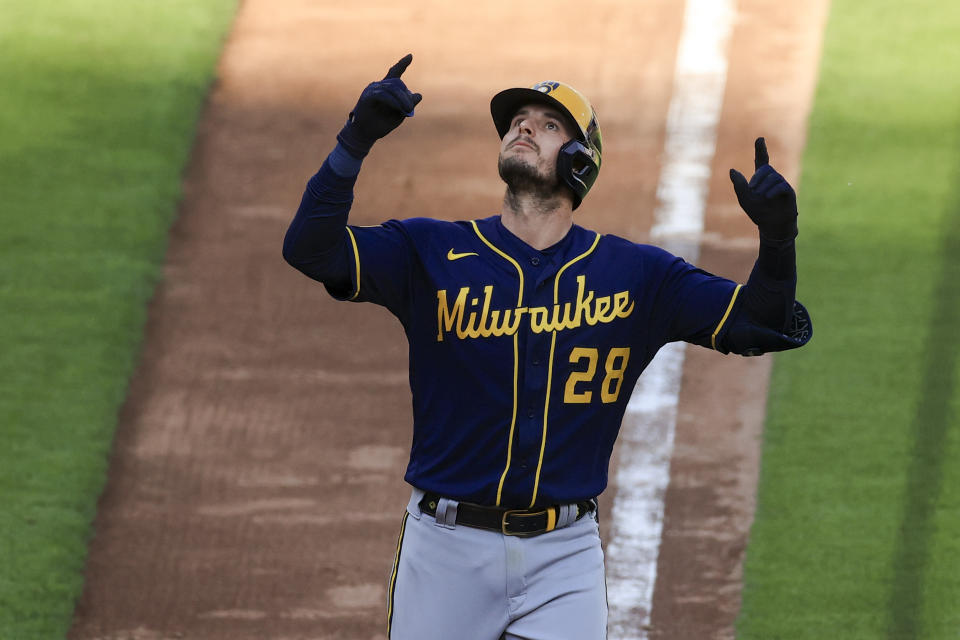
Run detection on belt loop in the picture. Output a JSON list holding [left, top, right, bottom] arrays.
[[406, 487, 425, 520], [434, 497, 458, 529], [555, 503, 576, 528]]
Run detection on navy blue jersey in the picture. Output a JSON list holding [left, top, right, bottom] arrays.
[[285, 159, 810, 508], [318, 213, 740, 508]]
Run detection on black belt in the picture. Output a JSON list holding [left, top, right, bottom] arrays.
[[418, 492, 595, 537]]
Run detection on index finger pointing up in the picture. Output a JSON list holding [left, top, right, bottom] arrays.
[[755, 137, 769, 170], [384, 53, 414, 80]]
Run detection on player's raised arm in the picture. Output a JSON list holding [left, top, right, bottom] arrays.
[[282, 55, 421, 284], [720, 137, 812, 356]]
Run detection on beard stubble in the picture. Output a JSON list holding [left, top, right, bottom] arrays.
[[497, 154, 566, 203]]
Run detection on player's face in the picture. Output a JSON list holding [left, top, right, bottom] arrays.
[[497, 104, 578, 203], [498, 104, 575, 177]]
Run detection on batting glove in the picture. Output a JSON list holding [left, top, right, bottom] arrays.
[[729, 137, 798, 241], [337, 53, 423, 159]]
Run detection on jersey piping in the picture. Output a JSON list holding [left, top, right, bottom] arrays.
[[386, 511, 409, 637], [711, 284, 743, 350], [471, 220, 525, 506], [345, 226, 361, 301], [529, 232, 602, 507]]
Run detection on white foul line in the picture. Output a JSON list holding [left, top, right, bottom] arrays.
[[605, 0, 735, 637]]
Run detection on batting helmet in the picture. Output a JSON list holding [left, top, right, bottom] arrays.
[[491, 81, 602, 209]]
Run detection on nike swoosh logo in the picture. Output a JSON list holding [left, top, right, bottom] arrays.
[[447, 249, 479, 261]]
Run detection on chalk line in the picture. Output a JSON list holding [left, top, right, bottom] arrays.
[[605, 0, 735, 637]]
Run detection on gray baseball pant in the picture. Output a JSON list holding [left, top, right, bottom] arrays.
[[386, 488, 608, 639]]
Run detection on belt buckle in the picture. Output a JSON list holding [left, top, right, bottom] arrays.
[[501, 508, 551, 537]]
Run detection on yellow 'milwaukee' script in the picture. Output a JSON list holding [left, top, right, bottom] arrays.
[[436, 275, 634, 341]]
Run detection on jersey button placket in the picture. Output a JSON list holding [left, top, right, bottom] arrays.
[[511, 265, 552, 499]]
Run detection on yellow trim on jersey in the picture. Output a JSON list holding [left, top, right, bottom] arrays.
[[345, 226, 361, 301], [530, 232, 601, 507], [386, 511, 409, 637], [711, 284, 743, 350], [471, 221, 525, 304], [553, 233, 601, 301], [496, 334, 520, 507], [530, 330, 558, 507], [471, 220, 525, 507]]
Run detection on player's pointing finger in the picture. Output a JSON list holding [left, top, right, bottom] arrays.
[[754, 137, 769, 170], [384, 53, 414, 80]]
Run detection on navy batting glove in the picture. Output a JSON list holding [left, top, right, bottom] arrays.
[[337, 54, 423, 159], [729, 137, 798, 241]]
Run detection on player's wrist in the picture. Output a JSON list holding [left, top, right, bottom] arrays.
[[757, 217, 798, 244], [756, 232, 797, 281], [327, 141, 364, 178], [336, 121, 376, 160]]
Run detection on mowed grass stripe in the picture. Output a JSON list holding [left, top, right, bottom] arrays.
[[736, 1, 960, 638], [0, 2, 237, 637], [889, 148, 960, 639]]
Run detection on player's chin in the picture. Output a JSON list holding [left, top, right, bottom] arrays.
[[498, 155, 545, 185], [498, 148, 530, 166]]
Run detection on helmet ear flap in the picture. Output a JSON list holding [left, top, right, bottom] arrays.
[[556, 140, 599, 210]]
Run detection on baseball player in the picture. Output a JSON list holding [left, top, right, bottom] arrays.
[[283, 54, 811, 639]]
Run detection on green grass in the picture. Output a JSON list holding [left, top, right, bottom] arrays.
[[0, 1, 237, 637], [736, 1, 960, 638]]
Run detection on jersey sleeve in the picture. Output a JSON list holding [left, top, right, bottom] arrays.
[[649, 250, 742, 350], [324, 219, 413, 322]]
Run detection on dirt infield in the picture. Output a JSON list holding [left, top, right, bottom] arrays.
[[68, 1, 827, 638]]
